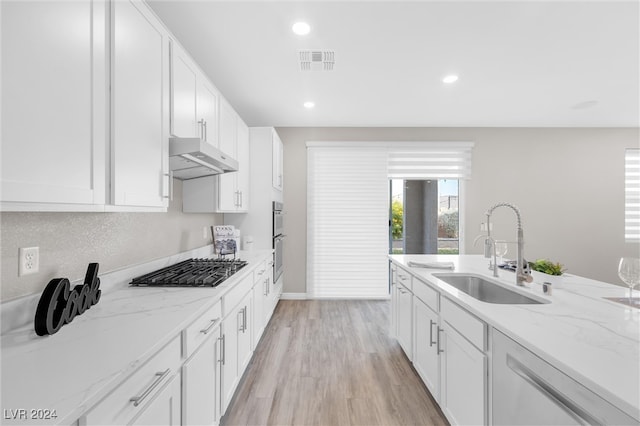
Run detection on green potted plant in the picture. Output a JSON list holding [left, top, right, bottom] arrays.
[[529, 259, 566, 288]]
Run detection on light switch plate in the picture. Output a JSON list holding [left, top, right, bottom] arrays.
[[19, 247, 39, 276]]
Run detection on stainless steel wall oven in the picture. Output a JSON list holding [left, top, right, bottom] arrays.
[[273, 202, 285, 282]]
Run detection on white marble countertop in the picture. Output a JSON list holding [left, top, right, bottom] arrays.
[[0, 248, 273, 425], [390, 254, 640, 422]]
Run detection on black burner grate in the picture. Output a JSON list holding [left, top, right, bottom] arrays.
[[130, 258, 247, 287]]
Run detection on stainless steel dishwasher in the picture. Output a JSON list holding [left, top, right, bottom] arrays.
[[492, 330, 637, 425]]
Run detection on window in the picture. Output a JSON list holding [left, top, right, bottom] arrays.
[[307, 141, 473, 298], [390, 179, 459, 255], [626, 148, 640, 242]]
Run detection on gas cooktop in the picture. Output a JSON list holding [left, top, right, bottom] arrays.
[[129, 258, 247, 287]]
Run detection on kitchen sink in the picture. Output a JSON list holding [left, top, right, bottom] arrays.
[[433, 273, 549, 304]]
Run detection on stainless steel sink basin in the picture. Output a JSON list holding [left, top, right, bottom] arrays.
[[433, 273, 549, 304]]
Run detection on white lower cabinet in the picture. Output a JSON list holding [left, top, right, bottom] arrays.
[[252, 262, 269, 348], [413, 297, 440, 398], [130, 375, 181, 426], [182, 324, 221, 426], [85, 337, 181, 425], [83, 256, 275, 426], [439, 320, 486, 425], [221, 289, 252, 413], [391, 262, 487, 426], [396, 282, 413, 360]]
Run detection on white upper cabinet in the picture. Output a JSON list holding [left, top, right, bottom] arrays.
[[1, 0, 170, 212], [272, 130, 284, 191], [197, 79, 219, 147], [170, 42, 198, 138], [170, 40, 219, 147], [111, 0, 169, 209], [218, 100, 249, 213], [1, 0, 107, 210], [183, 98, 249, 213]]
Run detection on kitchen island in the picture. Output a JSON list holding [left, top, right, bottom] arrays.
[[0, 248, 276, 425], [390, 254, 640, 425]]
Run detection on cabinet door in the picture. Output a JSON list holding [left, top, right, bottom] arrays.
[[170, 42, 198, 138], [390, 264, 397, 338], [272, 131, 283, 191], [1, 0, 106, 207], [221, 317, 239, 414], [237, 293, 253, 373], [413, 297, 440, 399], [130, 374, 181, 426], [252, 279, 266, 349], [235, 118, 250, 212], [217, 98, 238, 212], [440, 322, 486, 426], [197, 79, 219, 146], [396, 284, 413, 360], [112, 0, 168, 208], [182, 331, 220, 426]]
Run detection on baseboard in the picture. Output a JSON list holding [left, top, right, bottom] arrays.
[[280, 292, 308, 300], [280, 293, 391, 301]]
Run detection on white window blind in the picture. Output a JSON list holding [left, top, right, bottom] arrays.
[[307, 146, 390, 298], [625, 148, 640, 242], [388, 142, 473, 179]]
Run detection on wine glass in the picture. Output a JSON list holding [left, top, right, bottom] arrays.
[[495, 240, 508, 265], [618, 257, 640, 305]]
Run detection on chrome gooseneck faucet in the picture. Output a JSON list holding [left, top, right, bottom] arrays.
[[485, 202, 533, 286]]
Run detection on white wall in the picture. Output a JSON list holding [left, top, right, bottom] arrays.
[[278, 127, 640, 295], [0, 180, 222, 301]]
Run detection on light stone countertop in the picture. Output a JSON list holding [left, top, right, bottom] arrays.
[[390, 254, 640, 422], [0, 248, 273, 425]]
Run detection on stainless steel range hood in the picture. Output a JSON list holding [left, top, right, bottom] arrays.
[[169, 137, 238, 180]]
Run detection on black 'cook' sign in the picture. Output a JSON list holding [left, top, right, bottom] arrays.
[[34, 263, 102, 336]]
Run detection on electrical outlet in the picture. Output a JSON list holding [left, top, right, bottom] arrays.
[[19, 247, 39, 276]]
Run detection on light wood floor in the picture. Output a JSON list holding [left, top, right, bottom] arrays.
[[222, 300, 449, 426]]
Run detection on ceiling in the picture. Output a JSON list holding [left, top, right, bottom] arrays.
[[147, 1, 639, 128]]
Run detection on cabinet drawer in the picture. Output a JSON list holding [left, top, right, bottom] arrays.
[[253, 260, 267, 284], [223, 274, 253, 318], [441, 297, 486, 351], [183, 300, 221, 358], [413, 278, 439, 313], [396, 267, 412, 292], [86, 336, 181, 425]]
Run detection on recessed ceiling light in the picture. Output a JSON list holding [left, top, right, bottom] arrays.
[[292, 22, 311, 36], [442, 75, 459, 84], [303, 101, 315, 109]]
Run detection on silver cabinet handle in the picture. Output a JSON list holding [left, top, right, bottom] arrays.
[[130, 369, 170, 407], [198, 119, 205, 140], [507, 354, 601, 425], [437, 327, 444, 354], [238, 309, 244, 332], [218, 335, 225, 365], [264, 278, 269, 296], [240, 191, 243, 207], [243, 306, 247, 333], [200, 318, 220, 334], [163, 171, 173, 201], [429, 320, 436, 347], [204, 120, 207, 142]]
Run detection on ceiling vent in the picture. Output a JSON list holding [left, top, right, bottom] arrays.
[[298, 50, 335, 71]]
